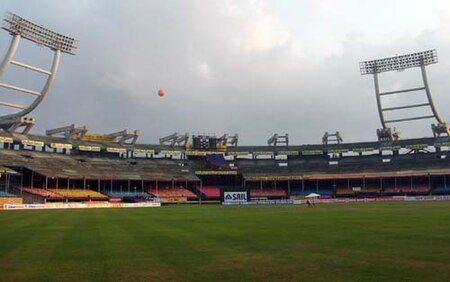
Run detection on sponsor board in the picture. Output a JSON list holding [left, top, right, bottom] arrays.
[[302, 150, 323, 155], [160, 197, 187, 203], [0, 136, 13, 143], [195, 170, 237, 175], [2, 202, 161, 210], [227, 151, 250, 156], [277, 151, 299, 156], [404, 195, 450, 201], [254, 151, 274, 156], [405, 144, 429, 150], [21, 140, 44, 147], [352, 147, 375, 153], [50, 143, 73, 149], [223, 191, 249, 203], [222, 200, 298, 206], [106, 147, 127, 153], [245, 175, 303, 181], [328, 148, 349, 154], [78, 145, 102, 152], [0, 197, 23, 205], [108, 197, 122, 203], [379, 145, 401, 151], [435, 142, 450, 147], [133, 149, 155, 154], [3, 204, 46, 210], [79, 133, 116, 142], [122, 202, 161, 208], [159, 150, 182, 156], [185, 151, 224, 156]]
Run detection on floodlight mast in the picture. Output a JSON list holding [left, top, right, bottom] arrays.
[[359, 49, 447, 140], [0, 12, 78, 134]]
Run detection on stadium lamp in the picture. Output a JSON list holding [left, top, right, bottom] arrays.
[[0, 12, 78, 134], [359, 49, 446, 140], [359, 50, 437, 75], [2, 11, 78, 55]]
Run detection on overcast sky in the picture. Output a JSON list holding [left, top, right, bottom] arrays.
[[1, 0, 450, 145]]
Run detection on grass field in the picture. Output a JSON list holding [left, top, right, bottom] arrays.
[[1, 202, 450, 282]]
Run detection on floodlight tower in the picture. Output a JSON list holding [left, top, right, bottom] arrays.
[[0, 12, 78, 134], [359, 49, 448, 141]]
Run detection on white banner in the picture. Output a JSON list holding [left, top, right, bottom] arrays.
[[223, 191, 248, 203], [3, 202, 161, 210]]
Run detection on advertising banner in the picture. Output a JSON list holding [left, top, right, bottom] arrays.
[[2, 202, 161, 210], [223, 191, 249, 203]]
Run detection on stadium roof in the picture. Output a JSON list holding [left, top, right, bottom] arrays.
[[2, 130, 450, 156], [0, 165, 20, 175], [0, 149, 198, 181], [242, 168, 450, 181]]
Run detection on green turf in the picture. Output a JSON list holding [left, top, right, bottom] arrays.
[[1, 202, 450, 281]]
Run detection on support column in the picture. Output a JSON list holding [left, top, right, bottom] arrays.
[[287, 179, 291, 196], [373, 71, 386, 129], [0, 34, 21, 77], [428, 174, 431, 195], [20, 169, 24, 193], [421, 64, 443, 123], [380, 178, 383, 195]]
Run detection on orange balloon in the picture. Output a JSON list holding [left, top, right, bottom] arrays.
[[158, 89, 166, 97]]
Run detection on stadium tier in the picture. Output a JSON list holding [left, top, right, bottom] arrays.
[[48, 189, 108, 199], [335, 187, 355, 196], [103, 191, 152, 198], [147, 187, 197, 199], [432, 185, 450, 194], [22, 188, 64, 198], [198, 186, 221, 198], [249, 188, 286, 198], [0, 191, 16, 197], [2, 132, 450, 203], [0, 148, 198, 181], [383, 185, 431, 195], [289, 184, 333, 196], [359, 187, 381, 193]]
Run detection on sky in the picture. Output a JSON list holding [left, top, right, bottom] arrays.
[[1, 0, 450, 145]]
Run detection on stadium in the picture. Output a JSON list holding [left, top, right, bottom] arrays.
[[1, 10, 450, 282]]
